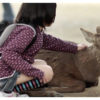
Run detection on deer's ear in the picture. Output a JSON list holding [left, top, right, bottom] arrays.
[[80, 28, 95, 43]]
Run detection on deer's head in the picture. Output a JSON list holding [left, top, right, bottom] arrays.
[[80, 27, 100, 79], [80, 26, 100, 49]]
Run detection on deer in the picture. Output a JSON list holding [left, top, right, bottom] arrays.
[[21, 26, 100, 97]]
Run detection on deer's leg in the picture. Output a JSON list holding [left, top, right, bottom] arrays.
[[44, 83, 85, 93], [85, 79, 99, 88], [21, 88, 63, 97], [20, 82, 85, 97], [54, 75, 86, 93], [20, 80, 85, 97], [24, 81, 85, 97], [48, 75, 86, 93]]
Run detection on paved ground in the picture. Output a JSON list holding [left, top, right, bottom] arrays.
[[0, 3, 100, 97]]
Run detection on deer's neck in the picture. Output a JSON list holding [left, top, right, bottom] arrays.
[[93, 46, 100, 65], [88, 45, 100, 76], [75, 45, 100, 82]]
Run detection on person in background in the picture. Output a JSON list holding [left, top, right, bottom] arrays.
[[0, 3, 14, 36], [2, 3, 14, 23]]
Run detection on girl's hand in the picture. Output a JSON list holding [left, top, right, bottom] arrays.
[[77, 44, 88, 51]]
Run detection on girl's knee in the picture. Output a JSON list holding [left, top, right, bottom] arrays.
[[32, 61, 54, 83], [34, 59, 47, 65], [43, 65, 54, 83]]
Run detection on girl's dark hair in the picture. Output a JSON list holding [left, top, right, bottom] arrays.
[[15, 3, 56, 28]]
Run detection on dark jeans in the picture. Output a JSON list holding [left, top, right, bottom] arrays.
[[0, 71, 20, 92]]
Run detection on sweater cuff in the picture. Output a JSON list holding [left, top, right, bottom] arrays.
[[68, 42, 78, 54]]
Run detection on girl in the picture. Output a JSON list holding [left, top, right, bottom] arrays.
[[0, 3, 87, 97]]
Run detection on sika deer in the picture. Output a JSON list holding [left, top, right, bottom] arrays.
[[23, 27, 100, 97]]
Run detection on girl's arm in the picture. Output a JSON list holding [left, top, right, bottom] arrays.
[[2, 26, 44, 80], [42, 32, 78, 54]]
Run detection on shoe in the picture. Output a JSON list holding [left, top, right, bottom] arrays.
[[0, 91, 29, 97]]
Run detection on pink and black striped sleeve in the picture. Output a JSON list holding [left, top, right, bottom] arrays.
[[2, 26, 44, 80], [42, 32, 78, 54]]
